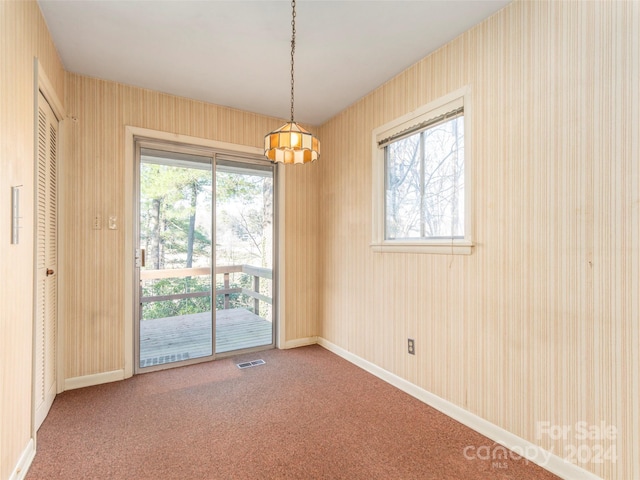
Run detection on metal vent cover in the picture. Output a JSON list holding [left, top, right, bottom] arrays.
[[236, 359, 266, 369]]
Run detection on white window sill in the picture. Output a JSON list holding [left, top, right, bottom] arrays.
[[370, 240, 474, 255]]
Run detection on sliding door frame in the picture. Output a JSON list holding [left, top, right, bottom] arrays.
[[124, 126, 285, 378]]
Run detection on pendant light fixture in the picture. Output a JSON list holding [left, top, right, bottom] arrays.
[[264, 0, 320, 164]]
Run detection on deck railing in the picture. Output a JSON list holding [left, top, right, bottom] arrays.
[[140, 265, 272, 314]]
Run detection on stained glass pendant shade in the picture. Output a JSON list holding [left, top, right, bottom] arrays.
[[264, 0, 320, 165]]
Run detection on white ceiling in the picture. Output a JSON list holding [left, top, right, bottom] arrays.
[[38, 0, 511, 126]]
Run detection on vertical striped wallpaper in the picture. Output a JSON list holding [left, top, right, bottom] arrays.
[[62, 74, 319, 379], [317, 1, 639, 479], [0, 1, 65, 478], [282, 162, 320, 342]]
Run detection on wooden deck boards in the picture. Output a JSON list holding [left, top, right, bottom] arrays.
[[139, 308, 272, 368]]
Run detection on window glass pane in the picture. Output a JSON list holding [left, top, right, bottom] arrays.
[[385, 132, 421, 239], [385, 115, 464, 240], [423, 116, 464, 238]]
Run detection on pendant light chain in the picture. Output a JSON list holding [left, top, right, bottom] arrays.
[[263, 0, 319, 164], [290, 0, 296, 123]]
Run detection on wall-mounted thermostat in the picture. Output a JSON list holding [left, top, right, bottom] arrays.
[[11, 186, 22, 244]]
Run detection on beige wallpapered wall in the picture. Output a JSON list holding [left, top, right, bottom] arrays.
[[317, 1, 639, 478]]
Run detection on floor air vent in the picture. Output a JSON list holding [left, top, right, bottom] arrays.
[[237, 359, 266, 369]]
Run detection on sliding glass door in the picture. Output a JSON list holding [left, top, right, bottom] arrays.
[[135, 144, 276, 372], [137, 148, 214, 369], [215, 159, 274, 353]]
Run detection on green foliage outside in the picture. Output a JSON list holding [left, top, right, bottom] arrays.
[[139, 155, 273, 321], [140, 275, 261, 321], [142, 276, 213, 320]]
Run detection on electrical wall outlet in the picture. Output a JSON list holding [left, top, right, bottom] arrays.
[[93, 214, 102, 230], [408, 338, 415, 355], [108, 215, 118, 230]]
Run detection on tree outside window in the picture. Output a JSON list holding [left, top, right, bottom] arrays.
[[385, 114, 464, 240]]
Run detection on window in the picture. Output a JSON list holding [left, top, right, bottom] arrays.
[[372, 87, 473, 254]]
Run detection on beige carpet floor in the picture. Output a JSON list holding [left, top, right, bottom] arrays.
[[27, 345, 559, 479]]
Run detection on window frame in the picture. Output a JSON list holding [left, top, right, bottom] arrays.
[[371, 86, 473, 254]]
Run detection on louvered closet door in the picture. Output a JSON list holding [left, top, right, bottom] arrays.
[[35, 91, 58, 430]]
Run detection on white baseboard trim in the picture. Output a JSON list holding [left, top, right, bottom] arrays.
[[317, 337, 603, 480], [281, 336, 318, 349], [64, 369, 125, 391], [9, 438, 35, 480]]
